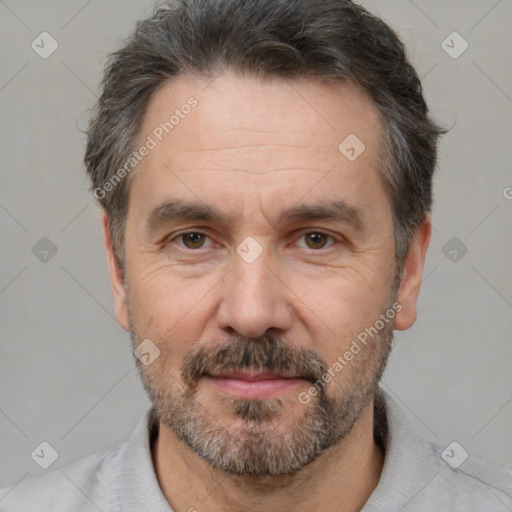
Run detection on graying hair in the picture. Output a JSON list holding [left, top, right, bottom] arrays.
[[84, 0, 446, 270]]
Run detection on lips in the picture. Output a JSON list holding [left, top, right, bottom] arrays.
[[211, 371, 294, 381], [204, 371, 304, 400]]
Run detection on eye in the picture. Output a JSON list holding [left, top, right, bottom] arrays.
[[168, 230, 337, 252], [296, 232, 335, 250], [177, 232, 212, 249]]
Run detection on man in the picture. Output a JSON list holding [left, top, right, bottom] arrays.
[[1, 0, 511, 510]]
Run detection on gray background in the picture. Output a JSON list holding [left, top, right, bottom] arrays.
[[1, 0, 511, 490]]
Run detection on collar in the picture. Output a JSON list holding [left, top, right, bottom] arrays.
[[362, 388, 440, 511], [116, 387, 436, 511], [117, 405, 173, 511]]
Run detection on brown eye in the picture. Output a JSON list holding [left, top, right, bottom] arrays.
[[181, 232, 207, 249], [304, 232, 332, 249]]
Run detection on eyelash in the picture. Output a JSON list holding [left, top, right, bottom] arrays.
[[167, 230, 339, 251]]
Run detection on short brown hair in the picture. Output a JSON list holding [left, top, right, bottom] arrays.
[[84, 0, 446, 269]]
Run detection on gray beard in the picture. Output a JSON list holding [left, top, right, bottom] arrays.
[[133, 323, 394, 476]]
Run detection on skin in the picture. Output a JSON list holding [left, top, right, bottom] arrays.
[[102, 72, 431, 512]]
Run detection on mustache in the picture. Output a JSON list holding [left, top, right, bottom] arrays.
[[181, 334, 328, 389]]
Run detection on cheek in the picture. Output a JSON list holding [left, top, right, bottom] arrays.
[[130, 259, 219, 320], [286, 271, 389, 354], [290, 275, 395, 398], [127, 266, 219, 364]]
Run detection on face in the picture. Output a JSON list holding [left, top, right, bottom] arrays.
[[103, 73, 430, 476]]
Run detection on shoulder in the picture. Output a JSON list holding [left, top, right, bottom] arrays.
[[0, 443, 126, 512], [370, 390, 512, 511], [418, 439, 512, 510]]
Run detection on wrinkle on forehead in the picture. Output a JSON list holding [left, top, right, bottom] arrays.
[[128, 72, 389, 237], [136, 72, 382, 158]]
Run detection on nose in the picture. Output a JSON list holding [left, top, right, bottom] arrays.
[[216, 252, 293, 338]]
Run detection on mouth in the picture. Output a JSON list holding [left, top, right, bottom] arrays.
[[204, 371, 306, 400]]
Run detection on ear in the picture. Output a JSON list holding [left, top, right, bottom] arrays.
[[101, 210, 130, 332], [394, 214, 432, 331]]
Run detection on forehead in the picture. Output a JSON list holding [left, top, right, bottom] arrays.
[[139, 72, 381, 154], [129, 72, 387, 226]]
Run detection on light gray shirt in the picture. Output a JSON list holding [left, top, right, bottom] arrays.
[[1, 388, 511, 511]]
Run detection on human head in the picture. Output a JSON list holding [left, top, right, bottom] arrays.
[[84, 0, 443, 477], [85, 0, 445, 272]]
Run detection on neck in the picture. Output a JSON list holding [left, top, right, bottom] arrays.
[[152, 399, 384, 512]]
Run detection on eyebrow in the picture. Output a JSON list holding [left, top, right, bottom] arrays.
[[145, 198, 365, 233]]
